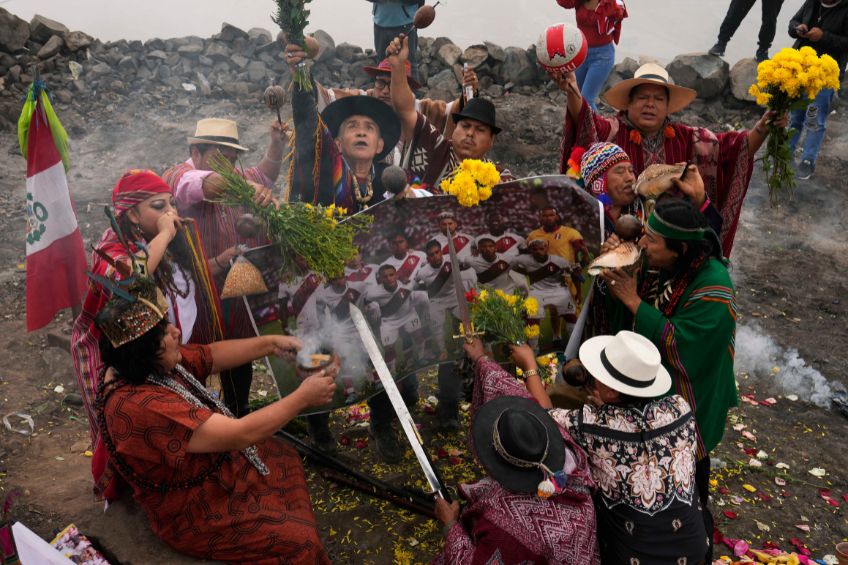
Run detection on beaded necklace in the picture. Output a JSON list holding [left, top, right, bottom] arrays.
[[350, 170, 374, 206], [97, 364, 268, 493]]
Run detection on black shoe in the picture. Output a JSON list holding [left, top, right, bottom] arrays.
[[796, 159, 815, 180], [371, 426, 403, 463], [708, 41, 726, 57], [756, 48, 769, 62]]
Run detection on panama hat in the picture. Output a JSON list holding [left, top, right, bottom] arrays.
[[187, 118, 250, 152], [472, 396, 566, 494], [321, 95, 401, 162], [578, 330, 671, 398], [602, 63, 697, 115]]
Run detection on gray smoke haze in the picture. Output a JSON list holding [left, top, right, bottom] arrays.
[[735, 323, 839, 408]]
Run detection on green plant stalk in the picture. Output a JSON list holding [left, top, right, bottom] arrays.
[[272, 0, 313, 91], [470, 293, 527, 345], [209, 154, 370, 279]]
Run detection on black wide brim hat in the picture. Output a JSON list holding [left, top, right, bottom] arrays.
[[451, 98, 502, 135], [320, 95, 401, 162], [472, 396, 565, 494]]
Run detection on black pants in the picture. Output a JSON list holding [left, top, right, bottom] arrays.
[[220, 362, 252, 418], [374, 24, 419, 81], [695, 456, 714, 563], [717, 0, 785, 49]]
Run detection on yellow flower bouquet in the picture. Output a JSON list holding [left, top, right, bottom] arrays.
[[749, 47, 840, 202], [439, 159, 501, 207], [210, 154, 371, 279], [462, 288, 539, 345]]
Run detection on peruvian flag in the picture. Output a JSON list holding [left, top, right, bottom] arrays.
[[20, 83, 88, 331]]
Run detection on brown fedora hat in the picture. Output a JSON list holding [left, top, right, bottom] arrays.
[[187, 118, 250, 152], [602, 63, 697, 115]]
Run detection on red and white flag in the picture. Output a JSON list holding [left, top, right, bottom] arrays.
[[19, 83, 88, 331]]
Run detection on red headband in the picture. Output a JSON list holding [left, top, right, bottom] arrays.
[[111, 170, 172, 216]]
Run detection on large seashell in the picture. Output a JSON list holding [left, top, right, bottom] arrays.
[[634, 164, 686, 199], [587, 242, 641, 276]]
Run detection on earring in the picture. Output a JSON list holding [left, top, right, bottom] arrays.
[[131, 223, 143, 237]]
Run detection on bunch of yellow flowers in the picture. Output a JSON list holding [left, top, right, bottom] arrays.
[[439, 159, 501, 207], [748, 46, 840, 105], [747, 47, 840, 203], [464, 287, 540, 345]]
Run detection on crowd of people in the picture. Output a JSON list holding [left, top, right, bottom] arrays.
[[65, 0, 847, 562]]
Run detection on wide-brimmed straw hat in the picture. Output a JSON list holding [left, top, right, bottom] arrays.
[[321, 95, 401, 162], [187, 118, 250, 152], [362, 58, 423, 91], [602, 63, 697, 115], [472, 396, 566, 494], [579, 330, 671, 398]]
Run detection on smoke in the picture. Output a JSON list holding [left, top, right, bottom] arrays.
[[295, 316, 373, 390], [735, 323, 840, 408]]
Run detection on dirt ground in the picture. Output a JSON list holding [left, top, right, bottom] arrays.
[[0, 89, 846, 564]]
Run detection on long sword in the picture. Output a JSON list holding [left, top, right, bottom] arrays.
[[348, 303, 452, 502]]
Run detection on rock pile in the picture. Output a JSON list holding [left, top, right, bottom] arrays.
[[0, 8, 785, 133]]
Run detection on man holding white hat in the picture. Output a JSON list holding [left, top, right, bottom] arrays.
[[162, 117, 286, 417], [552, 61, 786, 256]]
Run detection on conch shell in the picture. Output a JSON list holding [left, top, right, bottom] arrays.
[[635, 164, 686, 199], [587, 242, 642, 276]]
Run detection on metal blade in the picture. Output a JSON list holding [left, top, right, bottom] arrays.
[[348, 303, 452, 501], [445, 231, 472, 337]]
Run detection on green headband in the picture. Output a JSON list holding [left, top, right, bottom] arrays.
[[646, 212, 705, 241]]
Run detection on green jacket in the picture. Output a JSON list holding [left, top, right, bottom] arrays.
[[615, 257, 739, 458]]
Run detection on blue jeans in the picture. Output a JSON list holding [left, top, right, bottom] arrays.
[[575, 42, 615, 112], [789, 88, 834, 166]]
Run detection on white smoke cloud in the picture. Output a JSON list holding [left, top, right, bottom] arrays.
[[735, 323, 839, 408]]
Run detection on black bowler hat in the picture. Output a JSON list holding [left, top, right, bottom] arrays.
[[451, 98, 502, 135], [472, 396, 565, 493], [321, 95, 402, 162]]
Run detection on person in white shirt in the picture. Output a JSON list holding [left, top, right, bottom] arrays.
[[511, 239, 578, 350], [476, 212, 526, 259], [465, 236, 519, 294], [380, 232, 426, 286], [414, 240, 461, 360]]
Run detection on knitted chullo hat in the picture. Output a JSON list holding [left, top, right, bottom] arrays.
[[579, 142, 631, 198]]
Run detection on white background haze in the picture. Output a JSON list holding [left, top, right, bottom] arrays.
[[9, 0, 804, 64]]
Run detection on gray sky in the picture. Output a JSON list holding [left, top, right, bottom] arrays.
[[8, 0, 805, 64]]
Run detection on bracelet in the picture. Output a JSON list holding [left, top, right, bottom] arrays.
[[214, 256, 225, 269], [522, 368, 539, 380], [699, 196, 711, 213]]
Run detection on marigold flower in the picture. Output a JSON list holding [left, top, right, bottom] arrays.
[[524, 296, 540, 317], [524, 325, 541, 339]]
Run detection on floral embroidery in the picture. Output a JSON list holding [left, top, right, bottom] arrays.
[[560, 396, 698, 516]]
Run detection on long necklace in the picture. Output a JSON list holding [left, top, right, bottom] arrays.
[[150, 365, 269, 476]]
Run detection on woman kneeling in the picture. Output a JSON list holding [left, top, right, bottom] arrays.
[[95, 280, 335, 564]]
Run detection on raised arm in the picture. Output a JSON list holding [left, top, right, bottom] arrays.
[[387, 34, 418, 141]]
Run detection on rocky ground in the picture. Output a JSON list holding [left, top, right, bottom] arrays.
[[0, 10, 847, 565]]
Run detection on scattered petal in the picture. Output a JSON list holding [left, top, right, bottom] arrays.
[[742, 431, 757, 442], [776, 462, 790, 470], [53, 384, 65, 394], [774, 477, 786, 487], [748, 458, 763, 468], [756, 450, 769, 460], [722, 510, 738, 519], [742, 484, 757, 493], [808, 467, 826, 478], [755, 520, 770, 532], [795, 524, 811, 532], [786, 394, 799, 401], [733, 423, 747, 432]]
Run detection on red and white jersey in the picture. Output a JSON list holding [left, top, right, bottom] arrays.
[[278, 273, 321, 330], [477, 231, 526, 258], [511, 254, 572, 293], [381, 251, 426, 285], [415, 260, 459, 308], [466, 254, 516, 293], [361, 283, 417, 326], [433, 232, 474, 262], [344, 263, 378, 286], [315, 281, 365, 327]]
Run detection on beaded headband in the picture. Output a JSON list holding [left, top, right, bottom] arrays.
[[96, 282, 169, 348]]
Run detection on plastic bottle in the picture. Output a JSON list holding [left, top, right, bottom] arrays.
[[463, 63, 474, 102]]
